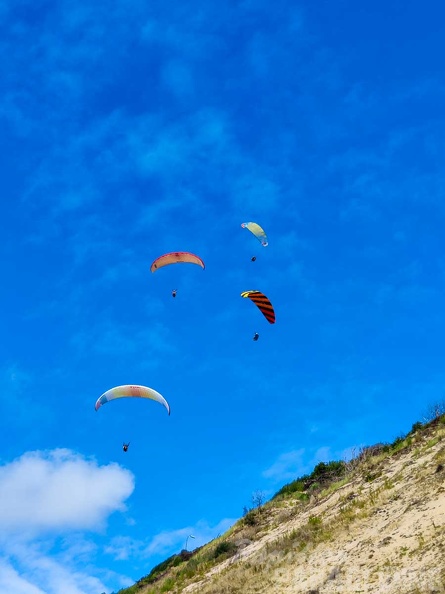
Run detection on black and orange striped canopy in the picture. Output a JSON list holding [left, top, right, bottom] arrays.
[[241, 291, 275, 324]]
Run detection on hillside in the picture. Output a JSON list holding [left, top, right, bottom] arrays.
[[118, 416, 445, 594]]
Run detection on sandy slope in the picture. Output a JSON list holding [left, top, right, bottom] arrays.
[[182, 429, 445, 594]]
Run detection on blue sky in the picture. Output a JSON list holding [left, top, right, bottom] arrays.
[[1, 0, 445, 592]]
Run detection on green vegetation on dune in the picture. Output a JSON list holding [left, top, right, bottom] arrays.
[[272, 460, 347, 500], [117, 410, 445, 594]]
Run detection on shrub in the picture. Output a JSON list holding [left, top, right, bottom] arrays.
[[160, 577, 175, 592], [272, 461, 347, 500], [178, 557, 199, 580], [136, 553, 185, 586], [359, 443, 388, 459], [213, 541, 237, 559], [424, 402, 445, 424], [243, 509, 258, 526], [304, 461, 346, 489], [272, 479, 305, 499], [410, 421, 423, 434], [308, 515, 322, 529]]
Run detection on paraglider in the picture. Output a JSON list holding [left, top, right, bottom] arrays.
[[241, 291, 276, 324], [253, 332, 259, 341], [150, 252, 205, 272], [172, 289, 177, 298], [95, 385, 171, 415], [123, 442, 130, 452], [241, 222, 268, 247], [251, 256, 257, 262]]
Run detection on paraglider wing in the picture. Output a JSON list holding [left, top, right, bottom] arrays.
[[150, 252, 205, 272], [241, 222, 268, 247], [95, 385, 171, 415], [241, 291, 276, 324]]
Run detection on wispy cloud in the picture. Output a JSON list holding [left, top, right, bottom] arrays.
[[0, 539, 119, 594], [105, 517, 236, 564], [0, 559, 46, 594], [262, 449, 307, 483], [70, 318, 176, 372], [263, 446, 335, 486], [0, 542, 109, 594]]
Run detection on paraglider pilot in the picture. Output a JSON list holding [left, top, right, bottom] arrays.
[[253, 333, 259, 341], [172, 289, 177, 298], [123, 443, 130, 452]]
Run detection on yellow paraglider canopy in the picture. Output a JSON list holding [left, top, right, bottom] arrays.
[[241, 222, 268, 246]]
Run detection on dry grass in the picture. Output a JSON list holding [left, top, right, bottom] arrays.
[[123, 421, 445, 594]]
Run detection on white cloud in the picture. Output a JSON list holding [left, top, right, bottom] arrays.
[[0, 449, 134, 535], [0, 450, 135, 593]]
